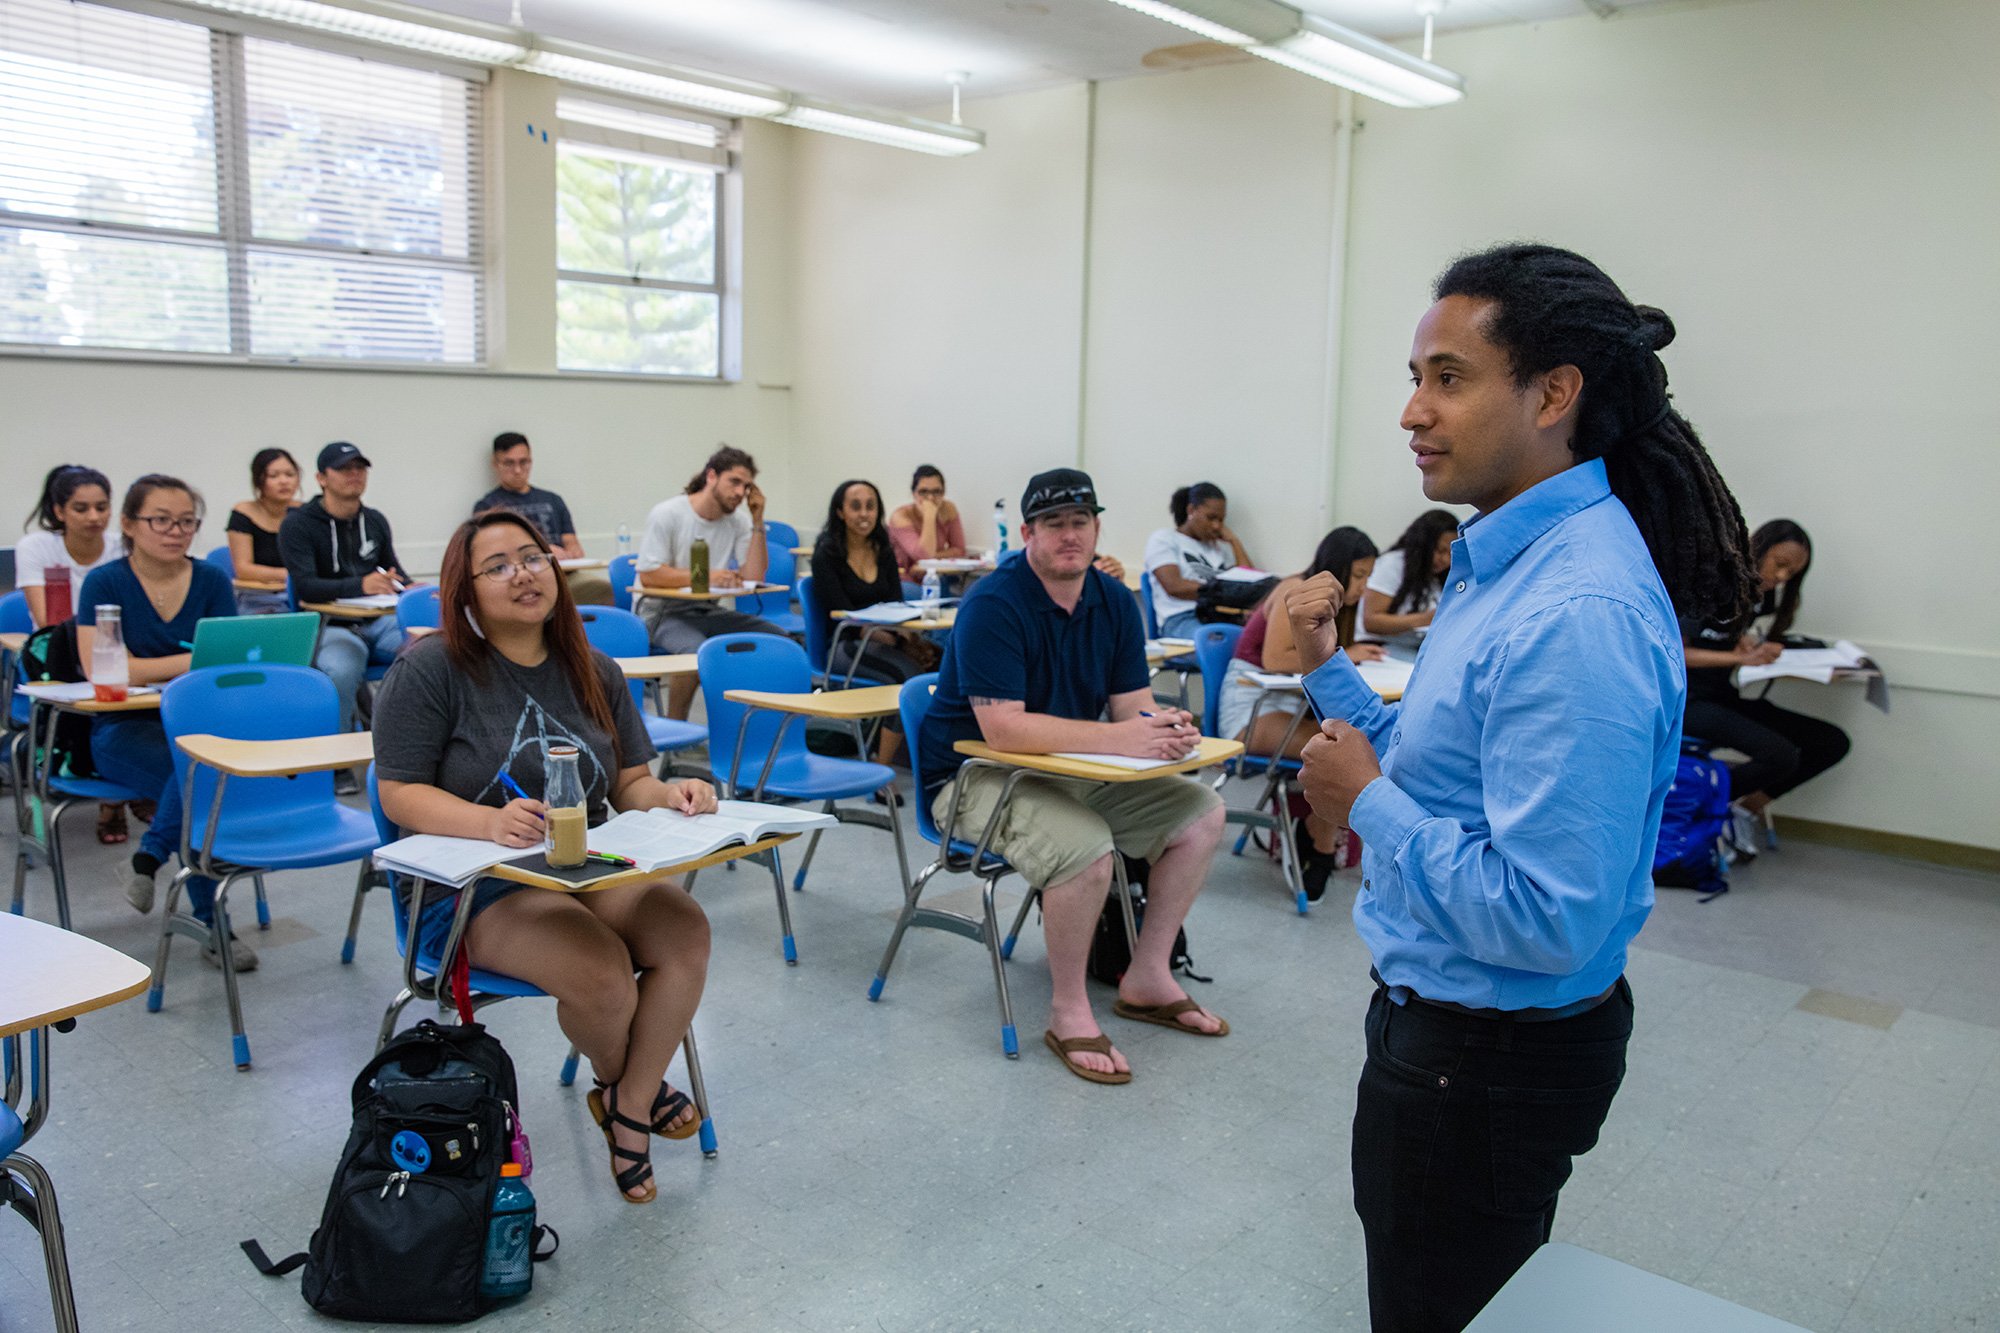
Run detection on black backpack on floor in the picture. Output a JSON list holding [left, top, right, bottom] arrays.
[[243, 1020, 554, 1323], [1087, 855, 1211, 987], [19, 621, 96, 779]]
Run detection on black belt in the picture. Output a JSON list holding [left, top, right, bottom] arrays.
[[1372, 969, 1621, 1024]]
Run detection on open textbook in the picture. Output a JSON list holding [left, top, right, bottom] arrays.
[[1243, 657, 1414, 699], [374, 800, 836, 888]]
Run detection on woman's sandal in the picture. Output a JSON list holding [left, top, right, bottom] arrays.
[[97, 803, 128, 845], [584, 1082, 656, 1205], [596, 1078, 700, 1141]]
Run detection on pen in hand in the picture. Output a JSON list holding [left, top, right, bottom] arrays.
[[494, 769, 542, 818]]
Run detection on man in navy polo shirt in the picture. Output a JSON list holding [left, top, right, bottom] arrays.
[[921, 468, 1229, 1085]]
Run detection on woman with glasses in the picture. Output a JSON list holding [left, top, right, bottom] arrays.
[[374, 511, 717, 1205], [886, 464, 969, 583], [75, 476, 253, 969]]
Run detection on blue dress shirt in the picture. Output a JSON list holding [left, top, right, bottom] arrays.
[[1304, 459, 1685, 1010]]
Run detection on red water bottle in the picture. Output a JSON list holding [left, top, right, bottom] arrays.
[[44, 565, 72, 624]]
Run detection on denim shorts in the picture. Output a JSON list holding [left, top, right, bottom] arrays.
[[414, 876, 530, 965]]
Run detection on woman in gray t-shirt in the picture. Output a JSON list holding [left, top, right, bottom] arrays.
[[373, 511, 717, 1205]]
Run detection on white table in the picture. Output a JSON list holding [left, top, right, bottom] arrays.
[[1465, 1243, 1815, 1332]]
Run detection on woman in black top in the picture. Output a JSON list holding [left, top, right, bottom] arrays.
[[810, 480, 936, 763], [1682, 519, 1850, 837], [226, 448, 299, 613]]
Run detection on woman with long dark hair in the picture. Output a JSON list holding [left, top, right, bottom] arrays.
[[1143, 481, 1253, 638], [811, 480, 936, 763], [18, 464, 116, 628], [1215, 526, 1385, 900], [226, 447, 301, 613], [77, 476, 242, 950], [373, 510, 717, 1204], [1683, 518, 1849, 842], [1355, 508, 1457, 648]]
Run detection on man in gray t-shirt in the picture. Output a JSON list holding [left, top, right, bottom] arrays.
[[636, 445, 785, 719]]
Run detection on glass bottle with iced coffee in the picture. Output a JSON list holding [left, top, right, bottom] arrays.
[[543, 744, 587, 868]]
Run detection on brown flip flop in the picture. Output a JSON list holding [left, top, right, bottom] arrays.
[[1112, 997, 1230, 1037], [1043, 1030, 1132, 1085]]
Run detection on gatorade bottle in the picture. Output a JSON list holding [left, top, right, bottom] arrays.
[[992, 500, 1009, 554], [480, 1162, 534, 1300], [690, 537, 710, 595], [44, 565, 72, 625]]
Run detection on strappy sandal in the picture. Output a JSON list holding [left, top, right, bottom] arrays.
[[596, 1078, 700, 1141], [1043, 1030, 1132, 1085], [584, 1082, 656, 1204], [96, 803, 128, 845]]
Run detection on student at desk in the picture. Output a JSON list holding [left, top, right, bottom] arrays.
[[474, 431, 612, 606], [1683, 518, 1850, 850], [922, 468, 1228, 1085], [76, 475, 254, 970], [374, 510, 717, 1205], [886, 464, 968, 582], [811, 480, 939, 764], [1215, 526, 1385, 901], [1355, 508, 1458, 650], [1143, 481, 1252, 639], [17, 464, 117, 628], [278, 441, 412, 734], [225, 448, 299, 614]]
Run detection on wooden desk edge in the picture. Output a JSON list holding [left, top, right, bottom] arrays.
[[723, 686, 903, 717], [952, 737, 1244, 782], [300, 602, 394, 618], [175, 732, 375, 777], [488, 831, 798, 893], [0, 968, 153, 1041], [617, 655, 700, 679]]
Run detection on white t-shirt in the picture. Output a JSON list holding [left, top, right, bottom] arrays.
[[1142, 527, 1234, 625], [636, 494, 752, 573], [1355, 548, 1439, 643], [15, 528, 119, 597]]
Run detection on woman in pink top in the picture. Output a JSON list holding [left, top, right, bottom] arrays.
[[885, 465, 968, 581]]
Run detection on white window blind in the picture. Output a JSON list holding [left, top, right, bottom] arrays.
[[555, 100, 726, 378], [0, 0, 482, 364]]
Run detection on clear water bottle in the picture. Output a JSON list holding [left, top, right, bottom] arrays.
[[993, 500, 1009, 554], [91, 604, 130, 703], [615, 523, 631, 558], [479, 1161, 534, 1300], [920, 567, 941, 617]]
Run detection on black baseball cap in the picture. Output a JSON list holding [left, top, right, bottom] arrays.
[[1020, 468, 1104, 523], [317, 441, 371, 472]]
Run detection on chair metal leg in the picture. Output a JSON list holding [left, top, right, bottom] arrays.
[[2, 1153, 79, 1333], [1273, 783, 1309, 915], [376, 989, 415, 1053], [790, 801, 833, 891], [10, 844, 25, 918], [211, 873, 253, 1069], [870, 860, 943, 999], [980, 874, 1020, 1057], [147, 867, 193, 1013], [252, 872, 271, 930], [761, 846, 797, 964], [558, 1045, 580, 1087], [341, 863, 374, 964], [1000, 885, 1037, 961], [42, 798, 73, 933], [679, 1029, 718, 1158]]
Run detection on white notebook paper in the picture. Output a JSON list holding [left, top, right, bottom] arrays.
[[843, 602, 924, 625], [1048, 752, 1182, 771], [333, 592, 399, 609], [18, 681, 157, 702]]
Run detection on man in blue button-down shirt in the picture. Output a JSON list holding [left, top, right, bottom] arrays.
[[1291, 245, 1756, 1333]]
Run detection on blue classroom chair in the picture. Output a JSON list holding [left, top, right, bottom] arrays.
[[695, 634, 910, 963], [203, 545, 235, 579], [154, 665, 381, 1069], [396, 584, 441, 630], [870, 674, 1136, 1056], [576, 606, 706, 772], [761, 520, 800, 551], [795, 575, 892, 690], [366, 766, 719, 1157], [1138, 569, 1197, 708], [739, 543, 803, 636], [1193, 623, 1310, 914], [609, 553, 638, 611], [11, 690, 148, 932], [3, 1032, 78, 1332]]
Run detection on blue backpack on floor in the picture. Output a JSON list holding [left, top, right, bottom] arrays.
[[1652, 739, 1732, 900]]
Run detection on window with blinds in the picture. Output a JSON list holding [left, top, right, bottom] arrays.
[[0, 0, 482, 364], [555, 96, 728, 378]]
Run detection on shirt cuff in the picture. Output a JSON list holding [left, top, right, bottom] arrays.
[[1302, 651, 1379, 722], [1349, 775, 1428, 853]]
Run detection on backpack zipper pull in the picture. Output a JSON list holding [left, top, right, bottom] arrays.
[[379, 1170, 410, 1199]]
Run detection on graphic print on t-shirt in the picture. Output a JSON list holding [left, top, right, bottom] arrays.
[[476, 692, 609, 808]]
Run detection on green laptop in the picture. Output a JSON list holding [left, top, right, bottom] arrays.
[[189, 613, 322, 670]]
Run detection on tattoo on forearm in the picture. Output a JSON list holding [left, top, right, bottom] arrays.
[[969, 697, 1010, 709]]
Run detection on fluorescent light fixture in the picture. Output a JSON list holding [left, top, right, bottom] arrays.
[[556, 97, 723, 150], [520, 45, 789, 119], [1103, 0, 1465, 108], [170, 0, 527, 63], [1102, 0, 1256, 45], [773, 99, 985, 157], [1255, 14, 1464, 108]]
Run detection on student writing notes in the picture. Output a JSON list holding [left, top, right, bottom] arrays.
[[374, 511, 718, 1204], [1142, 481, 1252, 639]]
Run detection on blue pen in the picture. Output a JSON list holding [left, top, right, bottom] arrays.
[[494, 769, 540, 813]]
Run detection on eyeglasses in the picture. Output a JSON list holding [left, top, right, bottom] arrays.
[[475, 551, 554, 581], [135, 515, 202, 535]]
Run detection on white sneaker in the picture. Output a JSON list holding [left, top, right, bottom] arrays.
[[1728, 805, 1760, 862]]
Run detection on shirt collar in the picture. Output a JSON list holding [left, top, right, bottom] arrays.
[[1459, 457, 1612, 580], [1021, 559, 1106, 617]]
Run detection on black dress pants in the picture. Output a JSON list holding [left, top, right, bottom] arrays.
[[1684, 696, 1851, 801], [1351, 979, 1634, 1333]]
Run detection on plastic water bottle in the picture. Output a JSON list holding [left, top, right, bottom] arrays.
[[480, 1162, 534, 1300], [90, 604, 130, 703], [615, 523, 632, 559], [920, 568, 941, 617], [993, 500, 1009, 554]]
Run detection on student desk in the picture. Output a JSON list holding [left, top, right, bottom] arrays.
[[487, 832, 796, 894], [174, 731, 374, 779], [1145, 638, 1196, 666], [789, 545, 813, 559], [15, 687, 161, 928], [299, 600, 395, 619], [406, 625, 438, 638], [826, 607, 953, 687], [1464, 1243, 1813, 1332], [952, 736, 1243, 783], [0, 633, 26, 655], [558, 558, 609, 572], [233, 578, 286, 593], [618, 654, 700, 681], [1, 914, 152, 1333], [630, 583, 789, 604]]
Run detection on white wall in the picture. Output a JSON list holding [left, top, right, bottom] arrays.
[[0, 94, 797, 576], [786, 0, 2000, 849]]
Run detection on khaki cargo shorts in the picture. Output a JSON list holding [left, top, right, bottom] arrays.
[[932, 767, 1223, 890]]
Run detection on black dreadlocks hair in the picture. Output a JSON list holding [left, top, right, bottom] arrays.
[[1434, 244, 1754, 629]]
